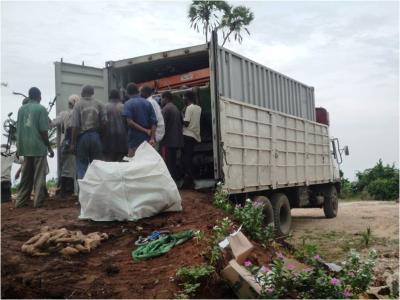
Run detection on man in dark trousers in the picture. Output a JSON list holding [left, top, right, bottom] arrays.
[[70, 85, 106, 179], [123, 83, 157, 157], [103, 89, 128, 161], [15, 87, 54, 208], [161, 91, 183, 180], [182, 91, 202, 186]]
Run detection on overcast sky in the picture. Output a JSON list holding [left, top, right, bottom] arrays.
[[1, 0, 399, 181]]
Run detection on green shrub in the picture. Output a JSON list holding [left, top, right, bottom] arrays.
[[355, 160, 399, 200], [175, 265, 215, 298], [366, 178, 398, 200], [176, 265, 215, 283]]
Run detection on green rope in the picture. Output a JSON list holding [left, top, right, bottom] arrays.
[[132, 230, 194, 261]]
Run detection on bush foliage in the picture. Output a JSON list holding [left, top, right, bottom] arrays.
[[340, 160, 399, 200]]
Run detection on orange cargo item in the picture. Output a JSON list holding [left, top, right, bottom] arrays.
[[138, 68, 210, 91]]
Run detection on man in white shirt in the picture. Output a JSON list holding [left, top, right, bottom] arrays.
[[182, 90, 202, 186], [140, 86, 165, 150]]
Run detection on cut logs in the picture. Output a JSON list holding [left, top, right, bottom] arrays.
[[21, 227, 108, 257]]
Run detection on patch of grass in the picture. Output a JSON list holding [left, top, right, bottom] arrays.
[[361, 227, 372, 248], [294, 230, 396, 263]]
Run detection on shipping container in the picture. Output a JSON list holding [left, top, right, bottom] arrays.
[[55, 33, 345, 235]]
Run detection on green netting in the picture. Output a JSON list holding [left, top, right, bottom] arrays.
[[132, 230, 194, 261]]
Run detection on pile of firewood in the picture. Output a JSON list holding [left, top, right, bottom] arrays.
[[21, 226, 108, 256]]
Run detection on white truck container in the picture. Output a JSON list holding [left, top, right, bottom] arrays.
[[55, 33, 347, 235]]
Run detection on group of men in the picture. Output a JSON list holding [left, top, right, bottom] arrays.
[[12, 83, 202, 208]]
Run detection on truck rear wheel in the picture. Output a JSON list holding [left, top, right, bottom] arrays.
[[270, 193, 292, 236], [323, 185, 338, 218], [253, 196, 274, 225]]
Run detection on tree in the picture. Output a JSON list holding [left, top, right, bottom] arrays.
[[220, 5, 254, 46], [188, 1, 230, 43]]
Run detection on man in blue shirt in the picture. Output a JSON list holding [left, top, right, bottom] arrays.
[[123, 83, 157, 156]]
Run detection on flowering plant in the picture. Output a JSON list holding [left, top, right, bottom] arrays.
[[244, 249, 377, 299], [233, 200, 274, 246], [213, 183, 232, 214]]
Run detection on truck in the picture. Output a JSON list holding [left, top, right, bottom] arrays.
[[54, 33, 348, 235]]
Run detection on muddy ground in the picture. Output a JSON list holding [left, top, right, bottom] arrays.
[[2, 195, 398, 299], [2, 191, 276, 299]]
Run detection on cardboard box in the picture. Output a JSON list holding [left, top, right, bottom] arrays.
[[228, 231, 254, 264], [221, 259, 262, 299]]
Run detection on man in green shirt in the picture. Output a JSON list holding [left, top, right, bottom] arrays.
[[15, 87, 54, 208]]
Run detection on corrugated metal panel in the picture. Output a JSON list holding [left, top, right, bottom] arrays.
[[217, 47, 316, 121], [106, 44, 208, 69], [219, 96, 331, 194], [54, 62, 108, 114]]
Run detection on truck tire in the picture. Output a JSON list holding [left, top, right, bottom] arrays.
[[270, 193, 292, 236], [253, 196, 274, 225], [323, 185, 338, 218]]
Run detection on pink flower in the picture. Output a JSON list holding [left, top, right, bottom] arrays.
[[277, 252, 285, 259], [266, 287, 274, 293], [303, 267, 313, 273], [261, 266, 270, 273], [313, 254, 321, 261], [347, 271, 355, 277], [287, 264, 296, 271], [244, 260, 252, 267], [330, 277, 341, 286], [253, 201, 263, 208], [343, 289, 352, 298]]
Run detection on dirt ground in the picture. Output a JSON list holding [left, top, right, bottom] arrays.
[[1, 191, 229, 299], [2, 194, 398, 299], [2, 190, 276, 299], [289, 200, 399, 288], [291, 201, 399, 240]]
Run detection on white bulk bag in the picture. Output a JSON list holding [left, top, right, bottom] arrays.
[[78, 142, 182, 221]]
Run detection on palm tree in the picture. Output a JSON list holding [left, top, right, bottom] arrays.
[[188, 1, 230, 43], [220, 6, 254, 46]]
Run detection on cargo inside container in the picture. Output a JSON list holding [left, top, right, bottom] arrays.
[[108, 49, 216, 181]]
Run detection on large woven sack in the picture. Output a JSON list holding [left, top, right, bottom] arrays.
[[78, 142, 182, 221]]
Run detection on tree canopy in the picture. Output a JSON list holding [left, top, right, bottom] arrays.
[[188, 0, 254, 45]]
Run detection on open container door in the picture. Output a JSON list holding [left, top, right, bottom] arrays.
[[54, 61, 108, 180], [209, 31, 223, 181], [54, 62, 108, 114]]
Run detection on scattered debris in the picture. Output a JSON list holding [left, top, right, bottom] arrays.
[[323, 262, 343, 272], [134, 230, 170, 246]]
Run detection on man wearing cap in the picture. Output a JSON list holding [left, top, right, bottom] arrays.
[[51, 94, 79, 197], [15, 87, 54, 208], [70, 85, 107, 179]]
